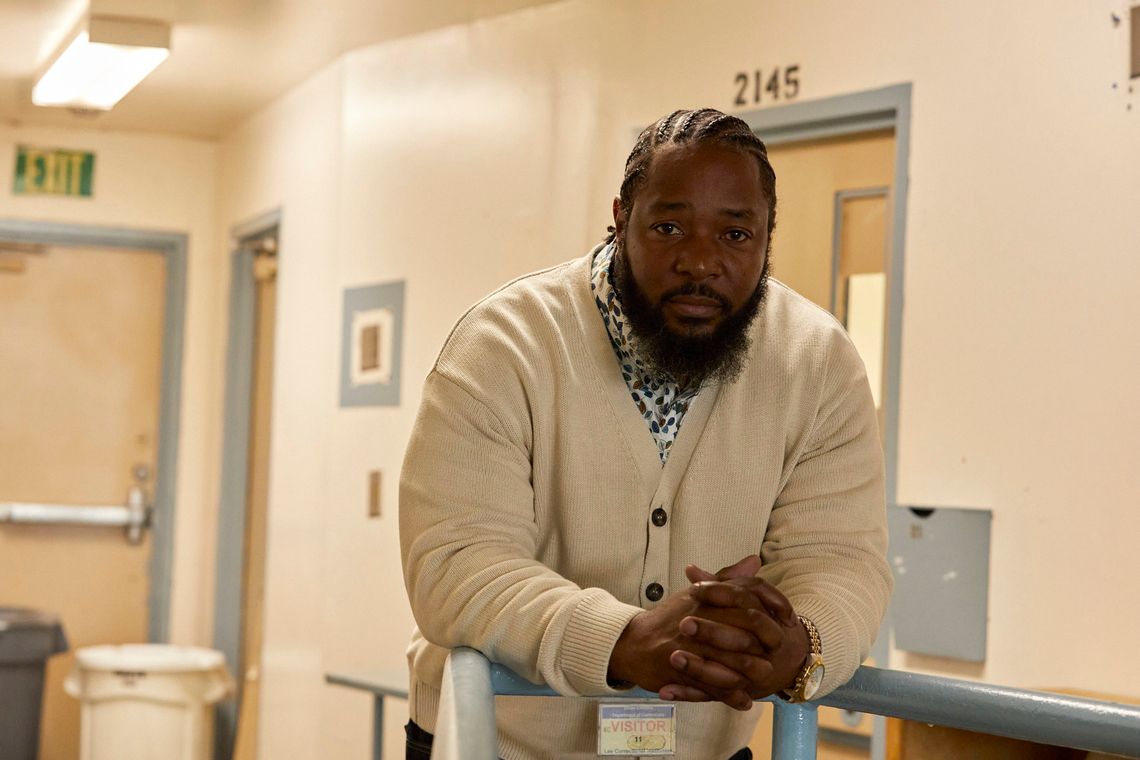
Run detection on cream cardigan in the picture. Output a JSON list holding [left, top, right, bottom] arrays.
[[400, 249, 891, 758]]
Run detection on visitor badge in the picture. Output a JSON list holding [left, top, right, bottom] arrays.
[[597, 702, 676, 756]]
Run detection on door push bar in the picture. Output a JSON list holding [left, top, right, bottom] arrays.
[[0, 466, 152, 544]]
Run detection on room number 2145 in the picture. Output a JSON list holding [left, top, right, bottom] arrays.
[[733, 66, 800, 106]]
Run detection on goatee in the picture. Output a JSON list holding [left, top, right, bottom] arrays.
[[611, 241, 770, 387]]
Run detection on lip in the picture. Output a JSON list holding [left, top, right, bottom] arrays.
[[666, 295, 724, 319]]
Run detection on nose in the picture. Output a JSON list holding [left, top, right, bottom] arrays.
[[674, 235, 722, 280]]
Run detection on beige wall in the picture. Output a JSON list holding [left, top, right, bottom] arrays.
[[216, 61, 348, 758], [0, 125, 225, 647], [212, 0, 1140, 756]]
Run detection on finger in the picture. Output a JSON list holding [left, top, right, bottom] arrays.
[[714, 554, 761, 580], [668, 649, 764, 711], [659, 683, 753, 712], [688, 606, 787, 650], [678, 646, 777, 697], [687, 609, 784, 651], [718, 690, 754, 711], [680, 615, 757, 652], [658, 683, 713, 703], [664, 664, 754, 712], [723, 577, 796, 620], [693, 580, 796, 625], [669, 649, 748, 691], [690, 581, 765, 610], [666, 655, 755, 712], [738, 580, 795, 624], [725, 691, 755, 711], [685, 564, 717, 584]]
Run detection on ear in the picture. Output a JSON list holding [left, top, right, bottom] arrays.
[[611, 196, 626, 236]]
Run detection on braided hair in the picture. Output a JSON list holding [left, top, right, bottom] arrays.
[[605, 108, 777, 245]]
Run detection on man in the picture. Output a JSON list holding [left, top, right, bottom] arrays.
[[400, 108, 891, 759]]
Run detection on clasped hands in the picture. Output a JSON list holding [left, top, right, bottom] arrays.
[[607, 555, 810, 711]]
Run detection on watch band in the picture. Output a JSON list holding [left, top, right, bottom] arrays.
[[799, 614, 822, 657], [783, 615, 825, 703]]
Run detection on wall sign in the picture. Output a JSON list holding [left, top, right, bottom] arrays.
[[733, 65, 801, 107], [13, 145, 95, 197], [340, 280, 405, 407]]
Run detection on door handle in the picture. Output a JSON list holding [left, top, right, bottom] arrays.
[[0, 468, 153, 544]]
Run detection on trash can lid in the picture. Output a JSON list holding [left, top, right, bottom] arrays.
[[0, 606, 63, 630], [76, 644, 226, 673], [0, 607, 68, 663]]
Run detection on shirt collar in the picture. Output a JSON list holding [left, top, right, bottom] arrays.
[[591, 243, 655, 383]]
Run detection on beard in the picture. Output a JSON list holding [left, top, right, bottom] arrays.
[[611, 239, 770, 387]]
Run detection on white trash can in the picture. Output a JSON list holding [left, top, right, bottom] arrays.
[[64, 644, 233, 760]]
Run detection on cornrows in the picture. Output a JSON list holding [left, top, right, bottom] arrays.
[[605, 108, 777, 244]]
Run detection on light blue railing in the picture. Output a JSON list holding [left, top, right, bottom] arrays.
[[432, 647, 1140, 759]]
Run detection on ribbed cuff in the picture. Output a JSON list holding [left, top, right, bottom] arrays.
[[788, 596, 856, 697], [556, 590, 643, 696], [409, 678, 441, 734]]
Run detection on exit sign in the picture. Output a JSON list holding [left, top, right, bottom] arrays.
[[13, 146, 95, 197]]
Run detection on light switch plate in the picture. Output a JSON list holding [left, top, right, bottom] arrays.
[[1132, 5, 1140, 79], [368, 470, 381, 518]]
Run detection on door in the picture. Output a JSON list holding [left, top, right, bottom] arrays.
[[0, 243, 165, 760], [766, 128, 894, 414], [232, 246, 277, 760], [211, 227, 279, 760], [747, 128, 896, 760]]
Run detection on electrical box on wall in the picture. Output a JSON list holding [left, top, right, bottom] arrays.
[[888, 505, 992, 662]]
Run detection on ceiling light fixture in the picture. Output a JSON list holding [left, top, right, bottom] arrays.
[[32, 15, 171, 111]]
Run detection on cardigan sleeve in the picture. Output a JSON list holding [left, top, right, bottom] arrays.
[[756, 332, 893, 697], [399, 369, 643, 696]]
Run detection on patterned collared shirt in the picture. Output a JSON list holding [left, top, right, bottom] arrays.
[[591, 243, 700, 464]]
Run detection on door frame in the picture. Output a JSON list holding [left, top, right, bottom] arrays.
[[0, 217, 188, 643], [213, 207, 280, 760], [738, 82, 911, 510]]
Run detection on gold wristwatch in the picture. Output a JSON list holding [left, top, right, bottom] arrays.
[[784, 615, 824, 703]]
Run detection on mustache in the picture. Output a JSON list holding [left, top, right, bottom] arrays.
[[660, 282, 732, 310]]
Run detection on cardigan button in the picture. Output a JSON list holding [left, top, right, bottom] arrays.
[[651, 508, 668, 527], [645, 582, 664, 602]]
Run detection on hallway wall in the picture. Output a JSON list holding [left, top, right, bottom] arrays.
[[216, 1, 1140, 756], [216, 61, 346, 758]]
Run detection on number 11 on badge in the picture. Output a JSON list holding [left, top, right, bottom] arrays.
[[597, 703, 676, 756]]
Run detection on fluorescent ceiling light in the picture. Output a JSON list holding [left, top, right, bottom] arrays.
[[33, 15, 170, 110]]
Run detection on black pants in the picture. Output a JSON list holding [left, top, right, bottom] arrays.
[[405, 720, 436, 759], [406, 720, 753, 759]]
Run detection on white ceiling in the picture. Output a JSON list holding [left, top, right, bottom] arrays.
[[0, 0, 564, 140]]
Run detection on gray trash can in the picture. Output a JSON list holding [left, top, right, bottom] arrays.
[[0, 607, 69, 760]]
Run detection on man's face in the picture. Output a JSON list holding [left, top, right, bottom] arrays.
[[611, 141, 771, 383]]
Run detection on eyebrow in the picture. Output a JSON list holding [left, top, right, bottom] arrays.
[[647, 201, 690, 213], [647, 201, 759, 220]]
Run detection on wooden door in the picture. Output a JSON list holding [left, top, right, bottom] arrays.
[[0, 243, 165, 760], [232, 254, 276, 760], [765, 130, 894, 411]]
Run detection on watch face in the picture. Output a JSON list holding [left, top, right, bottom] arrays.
[[803, 660, 825, 700]]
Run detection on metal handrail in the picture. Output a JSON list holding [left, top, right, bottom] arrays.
[[825, 667, 1140, 756], [433, 647, 1140, 759], [434, 648, 498, 760]]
